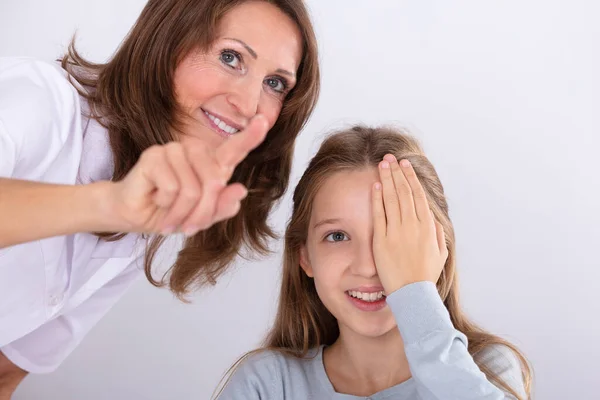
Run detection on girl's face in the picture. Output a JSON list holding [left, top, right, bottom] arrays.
[[300, 168, 398, 339], [174, 1, 302, 149]]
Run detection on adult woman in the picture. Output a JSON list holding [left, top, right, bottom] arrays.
[[0, 0, 319, 395]]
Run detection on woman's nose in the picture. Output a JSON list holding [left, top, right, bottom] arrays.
[[226, 76, 262, 119]]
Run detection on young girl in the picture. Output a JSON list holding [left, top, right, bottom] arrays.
[[216, 126, 532, 399]]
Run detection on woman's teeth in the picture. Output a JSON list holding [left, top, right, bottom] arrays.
[[347, 290, 386, 302], [204, 111, 240, 135]]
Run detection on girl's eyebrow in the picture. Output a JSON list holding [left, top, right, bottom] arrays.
[[313, 218, 342, 229]]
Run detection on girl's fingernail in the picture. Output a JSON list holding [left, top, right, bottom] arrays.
[[184, 226, 199, 237], [374, 182, 382, 191], [162, 226, 175, 235], [381, 161, 390, 169], [401, 159, 411, 167]]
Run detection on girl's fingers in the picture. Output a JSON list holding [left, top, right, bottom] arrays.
[[378, 160, 401, 232], [384, 154, 416, 222], [399, 158, 430, 222], [434, 217, 448, 258], [372, 182, 386, 238]]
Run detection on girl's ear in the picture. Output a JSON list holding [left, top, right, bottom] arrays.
[[299, 245, 314, 278]]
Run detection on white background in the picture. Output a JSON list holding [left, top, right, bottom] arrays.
[[1, 0, 598, 399]]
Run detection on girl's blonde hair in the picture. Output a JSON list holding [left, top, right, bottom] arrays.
[[215, 125, 532, 399]]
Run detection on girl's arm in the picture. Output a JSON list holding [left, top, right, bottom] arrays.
[[372, 155, 527, 399], [388, 282, 526, 400]]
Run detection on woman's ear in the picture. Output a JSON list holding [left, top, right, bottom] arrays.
[[299, 245, 314, 278]]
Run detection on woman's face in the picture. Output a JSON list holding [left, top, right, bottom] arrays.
[[300, 168, 399, 339], [174, 1, 302, 149]]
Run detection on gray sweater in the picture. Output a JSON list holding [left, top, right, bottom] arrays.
[[218, 282, 527, 400]]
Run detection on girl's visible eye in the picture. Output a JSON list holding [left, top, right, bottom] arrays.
[[220, 50, 242, 69], [325, 231, 349, 243], [264, 76, 288, 94]]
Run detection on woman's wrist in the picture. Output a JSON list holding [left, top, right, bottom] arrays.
[[0, 179, 126, 247], [78, 181, 128, 234]]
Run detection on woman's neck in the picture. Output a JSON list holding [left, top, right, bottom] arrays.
[[323, 326, 412, 396]]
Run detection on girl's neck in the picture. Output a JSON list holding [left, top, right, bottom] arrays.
[[323, 326, 412, 396]]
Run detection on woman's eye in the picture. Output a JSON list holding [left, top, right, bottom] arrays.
[[325, 232, 348, 242], [220, 50, 241, 69], [264, 77, 287, 93]]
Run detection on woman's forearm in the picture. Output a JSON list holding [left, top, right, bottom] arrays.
[[0, 178, 119, 248]]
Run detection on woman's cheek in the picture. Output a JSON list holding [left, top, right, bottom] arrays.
[[260, 96, 284, 127]]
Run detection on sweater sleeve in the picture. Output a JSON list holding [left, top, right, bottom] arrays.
[[387, 282, 527, 400]]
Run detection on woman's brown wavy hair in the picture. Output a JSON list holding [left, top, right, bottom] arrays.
[[59, 0, 320, 297]]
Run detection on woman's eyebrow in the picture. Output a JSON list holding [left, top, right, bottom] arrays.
[[224, 37, 257, 59], [224, 37, 296, 78]]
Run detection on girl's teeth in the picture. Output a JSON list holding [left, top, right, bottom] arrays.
[[348, 290, 385, 302]]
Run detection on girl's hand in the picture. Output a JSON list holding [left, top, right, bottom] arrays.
[[106, 115, 269, 237], [372, 154, 448, 295]]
